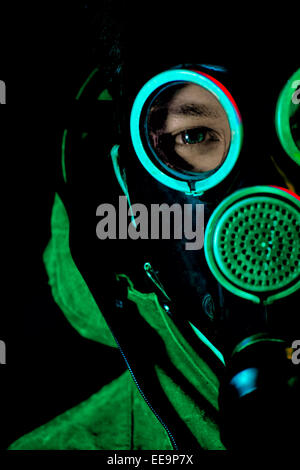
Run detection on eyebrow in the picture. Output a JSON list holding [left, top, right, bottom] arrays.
[[168, 103, 220, 118]]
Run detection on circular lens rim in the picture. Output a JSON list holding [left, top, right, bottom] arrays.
[[275, 68, 300, 165], [130, 69, 243, 195]]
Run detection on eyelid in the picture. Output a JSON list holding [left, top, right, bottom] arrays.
[[174, 126, 220, 144], [170, 125, 209, 137]]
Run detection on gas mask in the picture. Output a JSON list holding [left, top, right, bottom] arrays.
[[122, 65, 300, 448], [60, 62, 299, 449]]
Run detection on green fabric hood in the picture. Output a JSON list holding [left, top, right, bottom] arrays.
[[43, 192, 117, 348]]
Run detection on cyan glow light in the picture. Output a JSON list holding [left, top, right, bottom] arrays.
[[230, 368, 259, 398], [130, 69, 243, 196], [189, 322, 225, 365]]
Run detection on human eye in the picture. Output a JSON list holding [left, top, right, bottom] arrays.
[[174, 127, 220, 145]]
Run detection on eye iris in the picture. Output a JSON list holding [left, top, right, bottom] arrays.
[[183, 129, 205, 144]]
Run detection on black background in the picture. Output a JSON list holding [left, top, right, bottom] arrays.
[[0, 2, 126, 450], [1, 1, 299, 451]]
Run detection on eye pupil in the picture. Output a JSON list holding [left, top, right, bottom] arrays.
[[183, 128, 205, 144]]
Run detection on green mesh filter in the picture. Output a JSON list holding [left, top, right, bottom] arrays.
[[204, 186, 300, 304]]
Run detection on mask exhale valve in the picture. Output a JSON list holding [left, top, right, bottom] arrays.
[[204, 186, 300, 304]]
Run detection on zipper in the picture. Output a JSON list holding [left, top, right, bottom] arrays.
[[144, 262, 171, 304], [144, 262, 226, 366], [111, 332, 178, 451]]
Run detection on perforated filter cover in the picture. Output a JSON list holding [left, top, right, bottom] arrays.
[[205, 186, 300, 304]]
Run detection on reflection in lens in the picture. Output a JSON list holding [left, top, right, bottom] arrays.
[[147, 82, 231, 174]]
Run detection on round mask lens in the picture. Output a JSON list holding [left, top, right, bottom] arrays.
[[130, 69, 243, 195], [275, 68, 300, 165], [146, 82, 231, 176]]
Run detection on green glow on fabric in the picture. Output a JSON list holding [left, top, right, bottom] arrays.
[[275, 68, 300, 165], [155, 366, 226, 450], [43, 193, 117, 347], [8, 371, 174, 450], [10, 259, 225, 449]]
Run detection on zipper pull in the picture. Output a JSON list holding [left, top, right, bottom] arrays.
[[144, 262, 172, 309]]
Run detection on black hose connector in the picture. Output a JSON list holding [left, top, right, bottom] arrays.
[[218, 335, 300, 450]]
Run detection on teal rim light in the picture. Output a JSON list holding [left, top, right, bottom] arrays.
[[189, 322, 225, 365], [130, 69, 243, 196], [275, 68, 300, 165], [231, 333, 285, 358], [204, 186, 300, 304]]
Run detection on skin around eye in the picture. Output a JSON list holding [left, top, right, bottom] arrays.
[[149, 83, 231, 172], [173, 129, 227, 172]]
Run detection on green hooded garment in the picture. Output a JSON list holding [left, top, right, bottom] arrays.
[[9, 192, 226, 451]]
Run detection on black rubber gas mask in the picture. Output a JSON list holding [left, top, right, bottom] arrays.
[[123, 65, 300, 448], [60, 62, 300, 449], [125, 64, 299, 333]]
